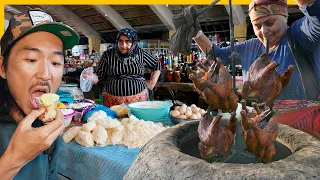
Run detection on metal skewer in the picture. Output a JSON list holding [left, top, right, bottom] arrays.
[[228, 0, 236, 92], [266, 38, 269, 55], [194, 0, 221, 18]]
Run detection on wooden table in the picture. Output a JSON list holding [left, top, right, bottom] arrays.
[[154, 82, 196, 92], [150, 82, 205, 108]]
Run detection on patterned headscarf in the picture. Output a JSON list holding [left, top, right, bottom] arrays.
[[249, 0, 288, 22], [116, 28, 139, 61]]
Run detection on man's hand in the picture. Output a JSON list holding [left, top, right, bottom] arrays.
[[294, 0, 316, 7], [5, 108, 65, 168]]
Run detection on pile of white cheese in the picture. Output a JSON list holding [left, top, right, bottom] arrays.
[[62, 110, 168, 148]]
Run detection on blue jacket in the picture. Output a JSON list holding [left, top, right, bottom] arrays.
[[214, 0, 320, 100]]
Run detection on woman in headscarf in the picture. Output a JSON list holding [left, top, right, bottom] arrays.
[[89, 28, 161, 107]]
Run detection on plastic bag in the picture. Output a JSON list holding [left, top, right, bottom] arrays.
[[82, 105, 117, 122], [80, 67, 93, 92]]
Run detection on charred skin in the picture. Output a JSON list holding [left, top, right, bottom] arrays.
[[198, 112, 237, 161], [242, 54, 295, 107], [240, 100, 278, 163], [189, 58, 238, 112]]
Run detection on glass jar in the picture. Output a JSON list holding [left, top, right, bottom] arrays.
[[173, 71, 181, 82], [166, 70, 174, 82]]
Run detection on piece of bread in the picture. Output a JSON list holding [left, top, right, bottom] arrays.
[[37, 93, 60, 122]]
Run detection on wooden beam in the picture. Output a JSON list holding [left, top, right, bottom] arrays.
[[39, 5, 100, 38]]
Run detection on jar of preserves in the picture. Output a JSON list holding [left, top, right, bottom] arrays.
[[173, 71, 181, 82], [166, 70, 174, 82]]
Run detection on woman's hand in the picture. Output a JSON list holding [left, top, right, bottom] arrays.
[[81, 67, 99, 85], [82, 67, 93, 80], [0, 108, 65, 179]]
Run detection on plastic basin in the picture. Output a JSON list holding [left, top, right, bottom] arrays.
[[60, 108, 76, 127], [128, 101, 173, 121]]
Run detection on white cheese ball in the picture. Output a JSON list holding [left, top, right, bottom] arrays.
[[92, 125, 108, 146], [111, 126, 125, 145], [62, 126, 82, 143], [75, 131, 94, 147], [96, 118, 122, 129], [174, 106, 180, 110], [81, 121, 97, 132]]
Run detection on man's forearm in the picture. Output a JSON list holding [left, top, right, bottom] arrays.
[[0, 151, 24, 180], [295, 0, 316, 7]]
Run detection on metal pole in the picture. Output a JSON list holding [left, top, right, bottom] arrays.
[[194, 0, 221, 17], [229, 0, 236, 91], [266, 38, 269, 55]]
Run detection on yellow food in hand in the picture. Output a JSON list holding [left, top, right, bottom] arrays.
[[38, 93, 59, 122], [57, 102, 66, 109]]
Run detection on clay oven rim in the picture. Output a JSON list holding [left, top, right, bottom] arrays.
[[125, 121, 320, 179]]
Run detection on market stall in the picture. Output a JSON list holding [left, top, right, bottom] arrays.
[[3, 2, 319, 180], [54, 86, 181, 179], [55, 81, 319, 179]]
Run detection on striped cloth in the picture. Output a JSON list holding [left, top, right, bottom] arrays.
[[95, 48, 161, 96]]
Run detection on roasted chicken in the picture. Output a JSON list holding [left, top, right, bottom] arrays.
[[240, 100, 278, 163], [189, 57, 238, 112], [242, 53, 295, 109], [198, 112, 236, 162]]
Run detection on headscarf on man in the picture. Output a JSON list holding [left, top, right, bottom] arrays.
[[249, 0, 289, 22], [115, 28, 140, 63]]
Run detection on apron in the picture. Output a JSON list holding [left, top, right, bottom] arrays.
[[103, 89, 149, 107]]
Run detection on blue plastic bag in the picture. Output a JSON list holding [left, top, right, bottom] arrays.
[[82, 105, 117, 122]]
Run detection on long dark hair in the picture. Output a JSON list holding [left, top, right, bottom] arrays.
[[0, 49, 20, 122]]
